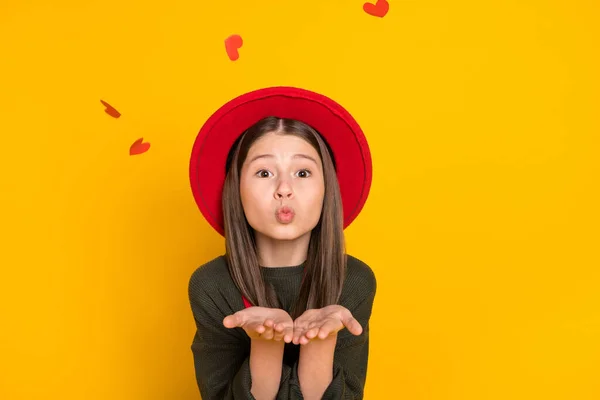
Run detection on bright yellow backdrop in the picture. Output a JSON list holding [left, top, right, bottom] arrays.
[[1, 0, 599, 399]]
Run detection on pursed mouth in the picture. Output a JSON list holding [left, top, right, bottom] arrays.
[[275, 206, 295, 223], [276, 206, 295, 215]]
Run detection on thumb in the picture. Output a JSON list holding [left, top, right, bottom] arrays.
[[342, 315, 363, 336], [223, 313, 243, 328]]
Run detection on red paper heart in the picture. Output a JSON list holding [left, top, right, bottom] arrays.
[[224, 34, 243, 61], [363, 0, 389, 18], [130, 138, 150, 155], [100, 100, 121, 118]]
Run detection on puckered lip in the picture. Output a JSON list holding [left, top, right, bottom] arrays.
[[275, 205, 295, 215]]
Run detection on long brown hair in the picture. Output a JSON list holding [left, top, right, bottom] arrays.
[[222, 116, 346, 319]]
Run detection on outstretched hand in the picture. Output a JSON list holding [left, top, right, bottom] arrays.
[[223, 306, 294, 343], [292, 305, 363, 345]]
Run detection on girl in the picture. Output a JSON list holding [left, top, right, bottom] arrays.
[[188, 87, 376, 399]]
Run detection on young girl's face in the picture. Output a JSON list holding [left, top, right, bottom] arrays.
[[239, 131, 325, 241]]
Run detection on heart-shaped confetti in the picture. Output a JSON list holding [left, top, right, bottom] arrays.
[[363, 0, 389, 18], [129, 138, 150, 155], [225, 34, 243, 61]]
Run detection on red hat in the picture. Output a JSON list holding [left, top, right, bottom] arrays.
[[189, 86, 372, 237]]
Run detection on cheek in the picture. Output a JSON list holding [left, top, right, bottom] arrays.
[[303, 184, 325, 215], [240, 182, 267, 215], [240, 176, 256, 200]]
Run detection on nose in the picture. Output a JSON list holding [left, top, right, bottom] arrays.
[[274, 180, 293, 200]]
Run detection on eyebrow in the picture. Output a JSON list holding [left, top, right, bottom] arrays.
[[248, 153, 318, 166]]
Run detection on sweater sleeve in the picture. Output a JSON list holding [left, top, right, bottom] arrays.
[[188, 269, 257, 400], [278, 265, 377, 399]]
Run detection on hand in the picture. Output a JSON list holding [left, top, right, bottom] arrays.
[[292, 305, 363, 345], [223, 306, 294, 343]]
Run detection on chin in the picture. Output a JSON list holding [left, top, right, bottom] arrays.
[[256, 225, 311, 241]]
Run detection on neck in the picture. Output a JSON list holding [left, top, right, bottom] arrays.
[[254, 231, 311, 267]]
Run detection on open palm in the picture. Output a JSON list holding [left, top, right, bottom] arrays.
[[292, 305, 363, 345], [223, 306, 294, 343]]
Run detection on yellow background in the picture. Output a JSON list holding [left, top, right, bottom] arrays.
[[1, 0, 599, 399]]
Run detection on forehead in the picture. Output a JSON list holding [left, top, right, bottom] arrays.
[[248, 131, 318, 155]]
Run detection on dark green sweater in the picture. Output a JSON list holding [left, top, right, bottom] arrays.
[[188, 254, 377, 399]]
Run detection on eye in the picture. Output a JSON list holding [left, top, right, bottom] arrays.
[[255, 169, 272, 178], [296, 169, 312, 178]]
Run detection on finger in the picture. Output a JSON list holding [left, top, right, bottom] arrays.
[[261, 325, 274, 340], [272, 329, 283, 341], [318, 324, 338, 339], [273, 324, 288, 341], [305, 326, 320, 340], [314, 319, 341, 338], [292, 325, 305, 345], [273, 322, 286, 342], [299, 334, 311, 345], [264, 319, 275, 328], [223, 313, 242, 328], [237, 321, 263, 338], [316, 325, 331, 339], [283, 326, 294, 343], [343, 316, 363, 336], [253, 323, 266, 334]]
